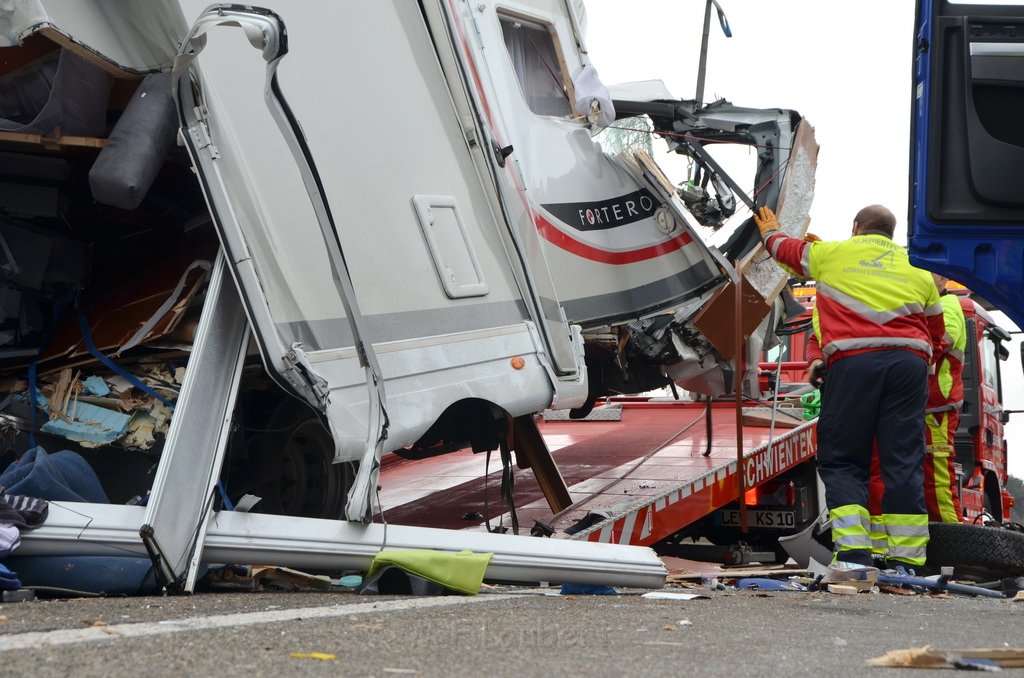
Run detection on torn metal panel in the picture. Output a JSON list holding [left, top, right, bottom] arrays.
[[742, 120, 819, 302], [140, 253, 249, 590], [610, 97, 801, 236]]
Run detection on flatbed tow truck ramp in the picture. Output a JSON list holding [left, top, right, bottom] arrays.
[[379, 399, 818, 549]]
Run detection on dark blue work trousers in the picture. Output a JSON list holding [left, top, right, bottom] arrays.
[[816, 350, 929, 516]]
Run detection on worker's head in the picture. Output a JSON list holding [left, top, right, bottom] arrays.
[[852, 204, 896, 237], [931, 272, 949, 292]]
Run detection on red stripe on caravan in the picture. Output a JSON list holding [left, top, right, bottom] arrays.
[[534, 212, 694, 265], [446, 0, 494, 124], [444, 1, 694, 266]]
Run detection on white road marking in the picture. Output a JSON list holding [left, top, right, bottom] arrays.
[[0, 595, 515, 652]]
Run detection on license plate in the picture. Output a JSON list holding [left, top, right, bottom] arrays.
[[717, 509, 795, 528]]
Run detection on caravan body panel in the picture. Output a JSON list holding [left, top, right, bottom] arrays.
[[172, 1, 587, 462], [445, 0, 725, 328]]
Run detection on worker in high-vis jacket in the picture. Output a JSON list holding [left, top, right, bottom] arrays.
[[921, 273, 967, 521], [753, 204, 945, 568], [808, 273, 966, 552], [863, 273, 967, 546]]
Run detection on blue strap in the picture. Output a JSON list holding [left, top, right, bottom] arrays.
[[217, 480, 235, 511], [74, 301, 174, 408]]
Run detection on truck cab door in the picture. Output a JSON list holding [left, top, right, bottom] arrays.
[[910, 0, 1024, 330]]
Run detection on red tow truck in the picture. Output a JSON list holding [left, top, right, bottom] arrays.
[[950, 286, 1016, 523], [379, 0, 1024, 571], [380, 281, 1016, 566]]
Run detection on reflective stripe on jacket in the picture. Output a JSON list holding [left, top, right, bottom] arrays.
[[765, 232, 944, 365], [927, 293, 966, 411]]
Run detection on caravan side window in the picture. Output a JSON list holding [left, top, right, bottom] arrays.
[[499, 15, 574, 117]]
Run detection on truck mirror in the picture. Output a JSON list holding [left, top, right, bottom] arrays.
[[988, 325, 1012, 343]]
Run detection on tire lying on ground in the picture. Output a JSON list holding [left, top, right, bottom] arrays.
[[926, 522, 1024, 575]]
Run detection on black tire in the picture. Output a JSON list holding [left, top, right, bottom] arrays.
[[249, 401, 354, 519], [926, 522, 1024, 576]]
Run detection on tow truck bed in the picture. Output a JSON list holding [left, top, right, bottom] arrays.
[[379, 400, 818, 547]]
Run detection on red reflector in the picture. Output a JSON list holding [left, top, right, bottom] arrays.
[[744, 487, 759, 506]]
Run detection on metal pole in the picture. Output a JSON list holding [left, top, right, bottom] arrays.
[[735, 275, 747, 533], [695, 0, 713, 109]]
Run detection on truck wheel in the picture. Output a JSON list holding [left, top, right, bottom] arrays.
[[926, 522, 1024, 576]]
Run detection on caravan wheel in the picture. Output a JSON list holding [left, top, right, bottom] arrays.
[[251, 401, 354, 519]]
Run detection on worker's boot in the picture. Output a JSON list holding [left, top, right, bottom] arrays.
[[833, 548, 875, 568]]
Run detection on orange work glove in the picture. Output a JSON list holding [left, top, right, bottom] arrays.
[[804, 232, 822, 243], [753, 206, 780, 238]]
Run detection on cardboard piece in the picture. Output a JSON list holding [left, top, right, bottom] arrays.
[[690, 274, 770, 360]]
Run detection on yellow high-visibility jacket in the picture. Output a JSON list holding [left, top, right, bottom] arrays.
[[927, 293, 966, 411], [765, 231, 945, 365]]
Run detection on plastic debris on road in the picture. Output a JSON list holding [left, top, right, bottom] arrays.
[[289, 653, 337, 661], [641, 591, 710, 600]]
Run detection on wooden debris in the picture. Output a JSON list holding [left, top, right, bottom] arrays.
[[826, 584, 859, 595], [877, 585, 917, 596], [0, 129, 107, 149], [867, 646, 1024, 669]]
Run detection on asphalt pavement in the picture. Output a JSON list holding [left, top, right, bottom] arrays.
[[0, 583, 1021, 677]]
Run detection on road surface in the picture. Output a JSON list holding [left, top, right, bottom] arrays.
[[0, 584, 1018, 677]]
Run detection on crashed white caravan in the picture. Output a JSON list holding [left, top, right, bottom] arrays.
[[0, 0, 812, 590]]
